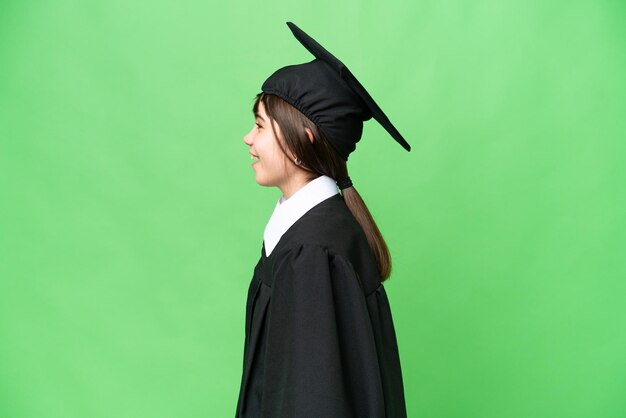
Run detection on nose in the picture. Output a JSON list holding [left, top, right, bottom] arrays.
[[243, 130, 253, 146]]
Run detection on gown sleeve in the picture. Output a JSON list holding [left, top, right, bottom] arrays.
[[261, 243, 389, 418]]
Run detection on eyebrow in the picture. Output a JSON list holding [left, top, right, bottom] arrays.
[[254, 112, 265, 122]]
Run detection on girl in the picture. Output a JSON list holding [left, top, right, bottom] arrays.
[[235, 22, 410, 418]]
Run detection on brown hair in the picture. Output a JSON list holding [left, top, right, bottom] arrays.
[[253, 92, 393, 282]]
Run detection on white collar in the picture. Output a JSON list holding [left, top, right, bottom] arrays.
[[263, 175, 339, 256]]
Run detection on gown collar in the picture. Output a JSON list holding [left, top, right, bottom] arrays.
[[263, 174, 339, 256]]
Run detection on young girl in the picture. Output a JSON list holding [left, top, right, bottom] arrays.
[[235, 22, 410, 418]]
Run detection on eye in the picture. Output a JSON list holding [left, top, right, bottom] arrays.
[[255, 123, 263, 130]]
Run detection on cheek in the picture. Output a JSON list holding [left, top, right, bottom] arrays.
[[271, 145, 289, 167], [258, 134, 288, 170]]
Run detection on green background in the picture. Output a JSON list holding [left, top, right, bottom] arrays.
[[1, 1, 625, 417]]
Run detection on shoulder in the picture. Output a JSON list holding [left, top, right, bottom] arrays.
[[270, 243, 357, 287], [272, 243, 346, 274], [271, 241, 380, 296], [270, 195, 381, 293]]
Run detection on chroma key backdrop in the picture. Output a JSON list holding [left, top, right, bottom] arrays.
[[0, 1, 624, 417]]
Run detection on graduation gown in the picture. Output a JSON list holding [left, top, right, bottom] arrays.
[[235, 193, 407, 417]]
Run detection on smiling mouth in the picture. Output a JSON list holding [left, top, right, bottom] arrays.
[[250, 153, 260, 163]]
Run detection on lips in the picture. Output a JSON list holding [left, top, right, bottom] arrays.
[[250, 152, 260, 163]]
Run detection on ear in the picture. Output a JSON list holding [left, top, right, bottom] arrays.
[[304, 127, 315, 144]]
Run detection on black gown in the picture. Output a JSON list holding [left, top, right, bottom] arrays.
[[235, 193, 407, 417]]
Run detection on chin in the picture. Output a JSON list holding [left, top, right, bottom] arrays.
[[254, 174, 275, 188]]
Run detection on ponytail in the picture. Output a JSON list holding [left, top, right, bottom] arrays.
[[341, 185, 392, 282]]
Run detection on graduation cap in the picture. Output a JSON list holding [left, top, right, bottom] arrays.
[[261, 21, 411, 161]]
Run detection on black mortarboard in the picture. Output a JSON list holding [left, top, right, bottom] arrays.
[[261, 21, 411, 161]]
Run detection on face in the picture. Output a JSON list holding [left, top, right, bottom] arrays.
[[243, 101, 295, 188]]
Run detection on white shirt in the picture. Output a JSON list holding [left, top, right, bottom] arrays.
[[263, 175, 339, 256]]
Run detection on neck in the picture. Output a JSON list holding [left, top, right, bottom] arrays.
[[279, 172, 313, 200]]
